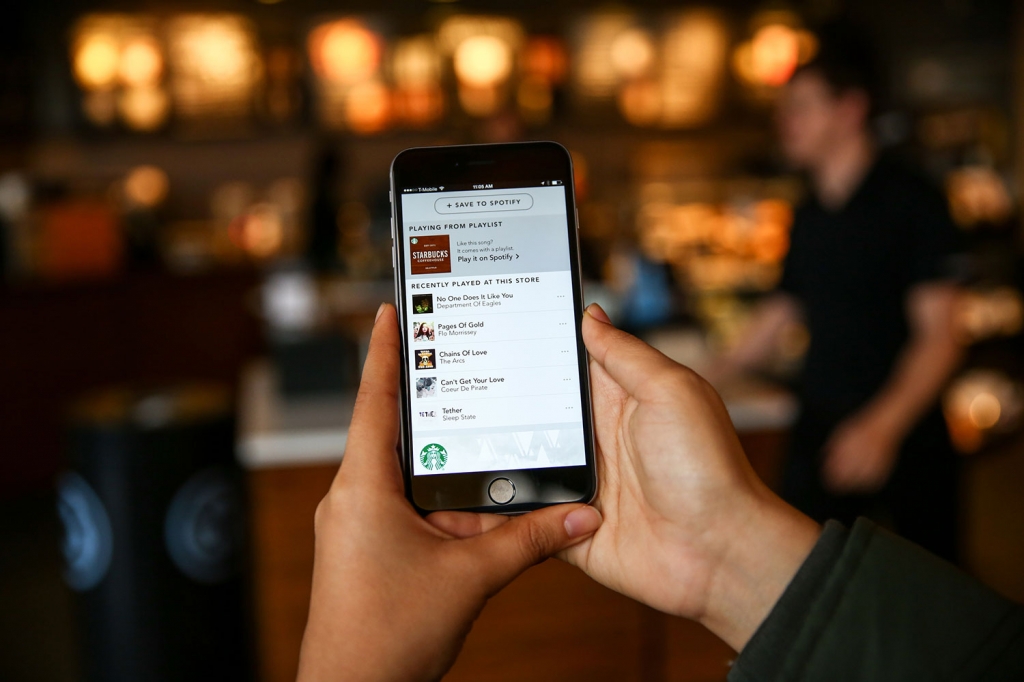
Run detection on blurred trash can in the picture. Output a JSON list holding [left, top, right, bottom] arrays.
[[57, 384, 254, 682]]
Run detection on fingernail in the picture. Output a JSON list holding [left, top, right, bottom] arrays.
[[375, 303, 387, 323], [564, 506, 602, 538], [585, 303, 611, 324]]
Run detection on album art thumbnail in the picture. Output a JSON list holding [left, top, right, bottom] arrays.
[[410, 235, 451, 275], [412, 293, 433, 315], [412, 321, 435, 342], [416, 377, 437, 398], [416, 348, 436, 370]]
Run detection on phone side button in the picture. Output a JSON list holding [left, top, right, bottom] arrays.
[[391, 243, 396, 269], [488, 478, 516, 505]]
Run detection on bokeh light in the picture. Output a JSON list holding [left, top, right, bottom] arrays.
[[344, 80, 391, 133], [74, 33, 121, 90], [946, 165, 1013, 228], [392, 36, 440, 88], [610, 28, 656, 79], [309, 19, 382, 85], [168, 14, 260, 118], [659, 11, 728, 127], [970, 392, 1002, 429], [118, 87, 170, 130], [733, 13, 817, 90], [454, 35, 513, 88], [119, 35, 163, 87], [522, 37, 568, 85], [124, 165, 170, 208], [574, 13, 635, 98]]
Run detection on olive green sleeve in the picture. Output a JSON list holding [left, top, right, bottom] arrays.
[[729, 518, 1024, 682]]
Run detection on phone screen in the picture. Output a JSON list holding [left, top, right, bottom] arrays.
[[397, 182, 587, 478]]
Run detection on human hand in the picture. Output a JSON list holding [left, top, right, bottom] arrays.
[[822, 409, 902, 494], [559, 305, 820, 652], [297, 304, 602, 682]]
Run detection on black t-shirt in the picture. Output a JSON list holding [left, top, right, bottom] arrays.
[[779, 156, 961, 416]]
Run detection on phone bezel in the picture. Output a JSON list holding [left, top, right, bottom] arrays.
[[390, 141, 597, 514]]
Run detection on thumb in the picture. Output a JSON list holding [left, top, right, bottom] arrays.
[[468, 504, 602, 594]]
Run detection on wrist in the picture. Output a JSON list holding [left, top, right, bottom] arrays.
[[698, 488, 820, 652]]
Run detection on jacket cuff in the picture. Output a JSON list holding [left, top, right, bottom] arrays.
[[728, 520, 849, 681]]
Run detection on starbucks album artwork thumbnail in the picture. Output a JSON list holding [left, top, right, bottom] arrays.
[[410, 235, 451, 275]]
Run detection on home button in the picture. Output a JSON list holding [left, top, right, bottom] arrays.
[[487, 478, 516, 505]]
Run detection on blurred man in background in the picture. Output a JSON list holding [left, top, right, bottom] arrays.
[[709, 28, 964, 562]]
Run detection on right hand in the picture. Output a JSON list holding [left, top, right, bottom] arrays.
[[559, 305, 820, 651]]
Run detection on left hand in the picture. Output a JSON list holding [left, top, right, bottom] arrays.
[[821, 410, 902, 493], [297, 303, 602, 682]]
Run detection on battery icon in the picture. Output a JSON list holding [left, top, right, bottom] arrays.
[[552, 180, 562, 185]]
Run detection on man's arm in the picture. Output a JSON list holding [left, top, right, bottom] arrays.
[[823, 282, 963, 492], [704, 293, 803, 387]]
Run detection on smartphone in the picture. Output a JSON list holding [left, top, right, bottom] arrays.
[[390, 141, 597, 514]]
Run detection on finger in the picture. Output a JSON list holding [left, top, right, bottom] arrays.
[[337, 303, 402, 489], [468, 504, 602, 594], [425, 511, 509, 538], [582, 305, 682, 400]]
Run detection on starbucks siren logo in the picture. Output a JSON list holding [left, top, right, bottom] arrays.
[[420, 443, 448, 471]]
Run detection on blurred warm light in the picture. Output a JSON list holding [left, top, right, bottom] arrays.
[[124, 165, 170, 208], [458, 85, 502, 118], [454, 35, 513, 88], [309, 19, 382, 85], [574, 13, 635, 98], [659, 11, 728, 127], [571, 150, 589, 201], [74, 33, 121, 90], [610, 28, 656, 79], [969, 392, 1002, 429], [944, 370, 1023, 453], [230, 203, 284, 258], [392, 36, 440, 88], [618, 79, 661, 126], [394, 86, 445, 127], [955, 287, 1024, 344], [947, 166, 1013, 228], [637, 190, 794, 291], [83, 91, 118, 126], [71, 16, 170, 131], [118, 87, 170, 130], [171, 17, 254, 86], [437, 15, 523, 55], [749, 200, 793, 262], [119, 35, 163, 87], [750, 24, 799, 86], [733, 13, 816, 89], [522, 37, 568, 85], [168, 15, 260, 117], [344, 81, 391, 133]]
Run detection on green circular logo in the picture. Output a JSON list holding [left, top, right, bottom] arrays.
[[419, 443, 448, 471]]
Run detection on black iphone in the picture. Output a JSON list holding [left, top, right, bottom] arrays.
[[390, 141, 597, 514]]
